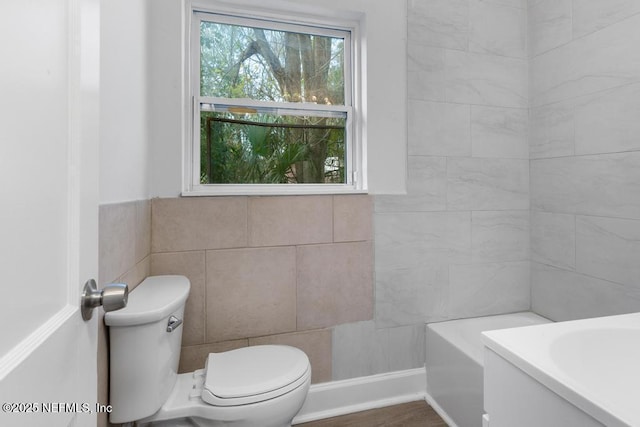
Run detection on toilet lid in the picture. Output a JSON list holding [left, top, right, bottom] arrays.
[[201, 345, 310, 406]]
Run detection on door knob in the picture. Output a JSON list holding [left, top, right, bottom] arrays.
[[81, 279, 128, 321]]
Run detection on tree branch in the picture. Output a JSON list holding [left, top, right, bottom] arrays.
[[252, 29, 287, 93], [227, 40, 258, 87], [225, 30, 287, 95]]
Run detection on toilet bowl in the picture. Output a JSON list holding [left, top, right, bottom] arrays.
[[104, 275, 311, 427]]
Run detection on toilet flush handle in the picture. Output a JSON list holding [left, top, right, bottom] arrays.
[[167, 316, 183, 332]]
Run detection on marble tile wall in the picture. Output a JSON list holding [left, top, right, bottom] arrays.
[[529, 2, 640, 320], [150, 195, 374, 383], [371, 0, 531, 348], [332, 322, 425, 380]]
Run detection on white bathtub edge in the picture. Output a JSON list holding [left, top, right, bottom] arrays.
[[292, 367, 427, 424], [425, 391, 459, 427]]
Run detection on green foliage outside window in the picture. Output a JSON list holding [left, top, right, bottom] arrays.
[[199, 19, 348, 184]]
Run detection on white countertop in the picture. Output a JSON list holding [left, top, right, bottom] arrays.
[[482, 312, 640, 427]]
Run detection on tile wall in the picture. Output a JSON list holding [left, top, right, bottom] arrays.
[[370, 0, 530, 352], [529, 1, 640, 320], [150, 195, 383, 383]]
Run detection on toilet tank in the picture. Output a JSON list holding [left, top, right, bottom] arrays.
[[104, 275, 190, 424]]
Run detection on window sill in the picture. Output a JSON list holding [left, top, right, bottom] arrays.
[[182, 184, 368, 197]]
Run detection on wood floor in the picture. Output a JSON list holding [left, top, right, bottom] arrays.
[[297, 401, 448, 427]]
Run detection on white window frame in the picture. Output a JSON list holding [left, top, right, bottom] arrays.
[[184, 4, 365, 196]]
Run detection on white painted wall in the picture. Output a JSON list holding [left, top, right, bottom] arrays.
[[148, 0, 407, 197], [148, 0, 184, 199], [100, 0, 151, 204]]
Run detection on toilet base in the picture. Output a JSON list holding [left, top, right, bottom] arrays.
[[138, 370, 310, 427]]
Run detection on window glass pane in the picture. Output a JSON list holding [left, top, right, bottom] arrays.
[[200, 20, 346, 105], [200, 110, 346, 184]]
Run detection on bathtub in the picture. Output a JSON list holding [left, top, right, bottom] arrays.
[[425, 312, 551, 427], [483, 312, 640, 427]]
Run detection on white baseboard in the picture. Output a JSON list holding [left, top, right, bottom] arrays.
[[292, 368, 427, 424]]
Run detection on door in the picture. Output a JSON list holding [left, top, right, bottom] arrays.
[[0, 0, 100, 426]]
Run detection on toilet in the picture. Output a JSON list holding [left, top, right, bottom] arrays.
[[104, 275, 311, 426]]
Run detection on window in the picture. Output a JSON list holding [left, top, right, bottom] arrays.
[[188, 10, 361, 195]]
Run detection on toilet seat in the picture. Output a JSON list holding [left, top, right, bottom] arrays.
[[201, 345, 311, 407]]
